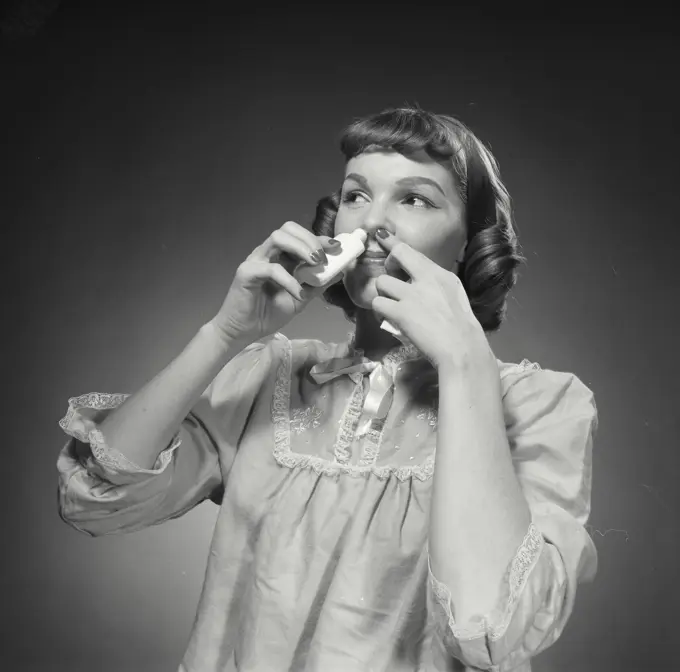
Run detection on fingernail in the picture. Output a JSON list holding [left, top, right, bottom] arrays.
[[328, 239, 340, 246], [311, 249, 327, 265], [376, 228, 390, 239]]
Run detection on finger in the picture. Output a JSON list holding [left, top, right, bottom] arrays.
[[244, 260, 307, 301], [281, 221, 340, 264], [371, 294, 399, 321], [374, 274, 408, 299], [376, 235, 422, 279], [268, 262, 309, 301], [256, 228, 324, 269], [273, 267, 344, 305]]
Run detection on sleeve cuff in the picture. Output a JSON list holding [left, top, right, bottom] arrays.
[[428, 522, 545, 641], [59, 391, 182, 476]]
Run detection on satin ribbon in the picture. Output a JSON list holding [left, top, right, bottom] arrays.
[[309, 354, 396, 436]]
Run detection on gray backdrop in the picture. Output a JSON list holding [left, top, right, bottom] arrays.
[[2, 2, 676, 670]]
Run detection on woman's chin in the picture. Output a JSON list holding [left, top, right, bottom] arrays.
[[343, 276, 380, 310]]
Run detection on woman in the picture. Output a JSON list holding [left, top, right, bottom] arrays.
[[57, 107, 598, 672]]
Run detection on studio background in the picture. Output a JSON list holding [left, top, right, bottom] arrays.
[[2, 2, 677, 670]]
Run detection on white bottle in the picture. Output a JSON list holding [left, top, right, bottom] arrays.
[[294, 228, 411, 346], [294, 229, 368, 287]]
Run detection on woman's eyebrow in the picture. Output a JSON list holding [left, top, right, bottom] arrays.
[[343, 173, 369, 189], [343, 173, 446, 197], [395, 176, 446, 196]]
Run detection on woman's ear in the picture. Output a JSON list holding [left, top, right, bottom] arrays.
[[457, 241, 468, 264]]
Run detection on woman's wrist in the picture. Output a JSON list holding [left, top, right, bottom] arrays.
[[200, 321, 251, 364]]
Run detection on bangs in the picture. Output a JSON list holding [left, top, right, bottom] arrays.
[[340, 107, 469, 188]]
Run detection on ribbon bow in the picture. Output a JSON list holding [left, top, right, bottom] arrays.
[[309, 354, 397, 436]]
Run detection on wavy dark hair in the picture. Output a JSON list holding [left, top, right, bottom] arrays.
[[311, 107, 526, 332]]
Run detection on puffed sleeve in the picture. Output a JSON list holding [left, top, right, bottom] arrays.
[[428, 360, 598, 672], [57, 337, 278, 537]]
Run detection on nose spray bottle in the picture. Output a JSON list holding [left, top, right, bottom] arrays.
[[294, 229, 368, 287], [293, 229, 412, 346]]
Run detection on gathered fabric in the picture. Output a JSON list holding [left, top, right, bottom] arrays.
[[57, 330, 598, 671]]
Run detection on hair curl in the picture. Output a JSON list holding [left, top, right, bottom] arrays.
[[311, 106, 526, 332]]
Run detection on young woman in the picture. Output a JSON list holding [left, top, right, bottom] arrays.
[[57, 107, 598, 672]]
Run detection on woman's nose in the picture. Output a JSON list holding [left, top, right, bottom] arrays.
[[362, 202, 389, 232]]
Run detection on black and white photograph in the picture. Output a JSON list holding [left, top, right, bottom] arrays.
[[2, 1, 677, 670]]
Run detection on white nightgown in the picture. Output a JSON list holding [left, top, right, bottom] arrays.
[[57, 330, 598, 671]]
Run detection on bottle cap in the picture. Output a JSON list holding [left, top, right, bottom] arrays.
[[352, 229, 367, 244]]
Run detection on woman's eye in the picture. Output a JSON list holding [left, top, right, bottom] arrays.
[[404, 194, 433, 209], [342, 191, 368, 206]]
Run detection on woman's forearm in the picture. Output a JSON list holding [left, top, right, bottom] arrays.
[[429, 363, 532, 623], [97, 322, 251, 470]]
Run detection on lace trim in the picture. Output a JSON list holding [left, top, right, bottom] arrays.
[[348, 330, 430, 468], [59, 392, 130, 437], [357, 417, 385, 466], [286, 403, 437, 438], [272, 335, 435, 481], [349, 371, 388, 466], [416, 407, 438, 429], [334, 373, 366, 465], [59, 391, 182, 473], [88, 429, 181, 472], [428, 522, 545, 641], [517, 359, 541, 372]]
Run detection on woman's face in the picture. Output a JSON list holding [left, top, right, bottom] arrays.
[[334, 149, 467, 310]]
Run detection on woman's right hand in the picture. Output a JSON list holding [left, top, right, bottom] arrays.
[[209, 221, 344, 347]]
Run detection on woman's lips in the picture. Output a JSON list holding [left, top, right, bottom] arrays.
[[357, 256, 387, 264]]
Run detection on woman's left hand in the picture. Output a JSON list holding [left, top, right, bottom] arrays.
[[371, 231, 495, 373]]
